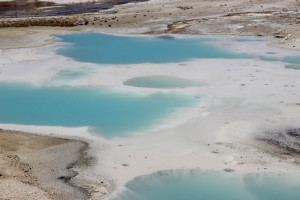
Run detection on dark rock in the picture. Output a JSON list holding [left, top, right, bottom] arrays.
[[58, 176, 71, 181], [224, 168, 235, 173], [156, 35, 175, 40]]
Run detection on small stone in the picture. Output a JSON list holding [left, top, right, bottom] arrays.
[[224, 168, 235, 173]]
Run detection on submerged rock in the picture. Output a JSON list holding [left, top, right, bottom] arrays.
[[224, 168, 235, 173], [156, 35, 175, 40]]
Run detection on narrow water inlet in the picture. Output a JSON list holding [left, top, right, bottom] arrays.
[[285, 64, 300, 70], [124, 76, 202, 89]]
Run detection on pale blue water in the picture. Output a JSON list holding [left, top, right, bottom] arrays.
[[113, 170, 300, 200], [0, 83, 198, 138], [56, 33, 300, 66], [55, 67, 97, 80], [285, 64, 300, 70], [46, 66, 100, 85], [283, 56, 300, 64], [259, 56, 300, 64], [2, 32, 300, 200], [124, 76, 199, 89], [56, 33, 253, 64]]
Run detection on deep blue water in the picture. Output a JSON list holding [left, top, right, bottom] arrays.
[[124, 76, 199, 89], [113, 170, 300, 200], [0, 83, 198, 138], [56, 33, 253, 64]]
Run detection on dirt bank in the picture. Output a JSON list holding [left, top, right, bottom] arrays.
[[0, 129, 95, 200]]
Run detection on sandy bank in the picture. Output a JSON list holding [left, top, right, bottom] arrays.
[[0, 129, 112, 200], [0, 0, 299, 50]]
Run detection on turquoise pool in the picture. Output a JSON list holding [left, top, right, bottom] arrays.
[[113, 170, 300, 200], [2, 34, 299, 138], [0, 83, 198, 138], [56, 33, 253, 64], [56, 33, 300, 66]]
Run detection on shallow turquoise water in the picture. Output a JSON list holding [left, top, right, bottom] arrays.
[[56, 33, 300, 66], [0, 83, 198, 138], [113, 170, 300, 200], [285, 64, 300, 70], [124, 76, 199, 89], [283, 56, 300, 64], [259, 56, 300, 64], [46, 66, 100, 85], [56, 33, 252, 64]]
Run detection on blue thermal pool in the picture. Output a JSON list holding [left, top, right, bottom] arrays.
[[112, 170, 300, 200], [55, 33, 253, 64], [0, 83, 198, 138], [2, 34, 300, 138], [56, 33, 300, 65]]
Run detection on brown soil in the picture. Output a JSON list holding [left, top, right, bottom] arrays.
[[0, 0, 299, 50], [0, 129, 89, 200]]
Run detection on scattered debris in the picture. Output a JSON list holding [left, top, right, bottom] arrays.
[[177, 6, 193, 10]]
